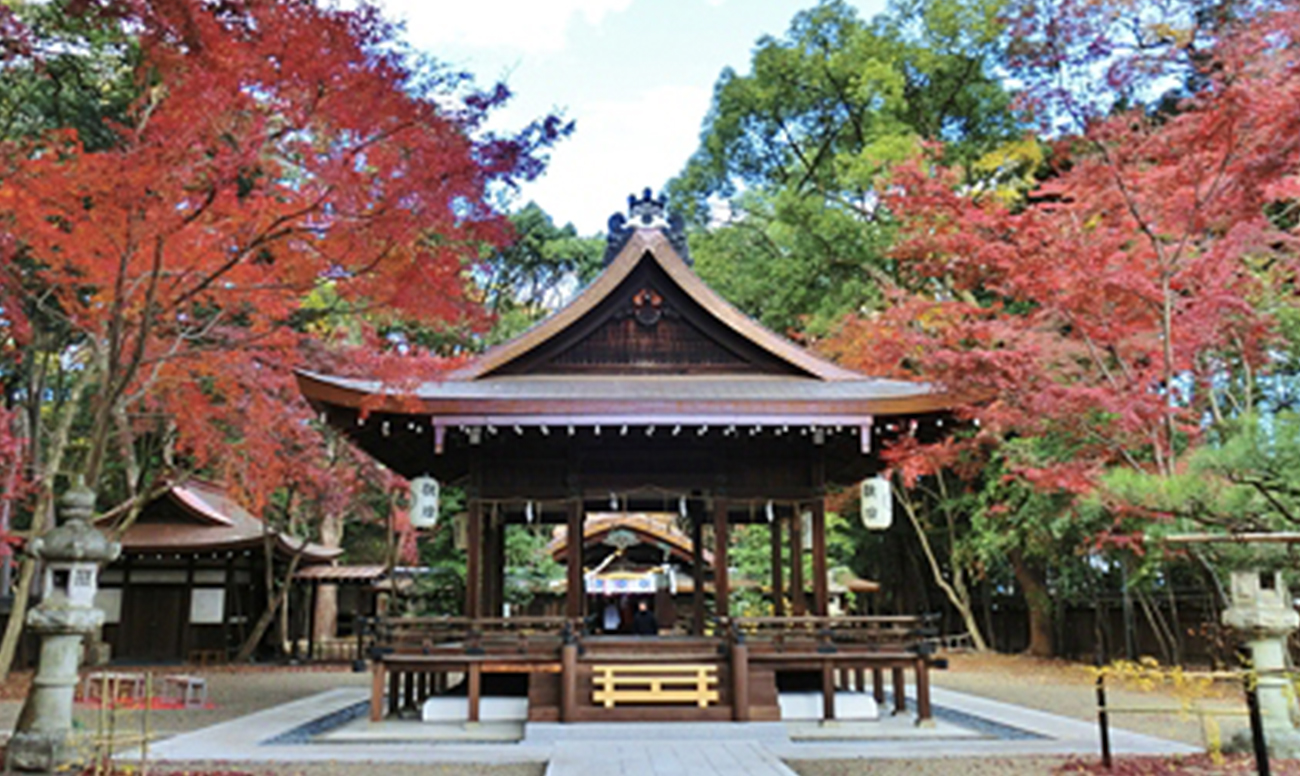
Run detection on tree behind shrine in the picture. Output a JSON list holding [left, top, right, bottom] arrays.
[[0, 0, 565, 675]]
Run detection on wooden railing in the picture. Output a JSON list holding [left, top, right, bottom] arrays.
[[722, 614, 938, 653], [591, 664, 720, 708], [359, 615, 576, 657]]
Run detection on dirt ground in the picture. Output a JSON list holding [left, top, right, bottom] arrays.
[[790, 652, 1252, 776], [1, 653, 1253, 776]]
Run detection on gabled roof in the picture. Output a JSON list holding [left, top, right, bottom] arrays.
[[546, 512, 713, 567], [103, 480, 340, 563], [297, 224, 959, 421], [457, 229, 859, 381]]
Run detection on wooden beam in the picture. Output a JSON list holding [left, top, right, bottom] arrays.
[[566, 499, 584, 620], [771, 514, 784, 618], [812, 500, 828, 617], [466, 500, 482, 619], [714, 498, 730, 620]]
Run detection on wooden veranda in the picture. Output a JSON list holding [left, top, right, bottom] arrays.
[[299, 192, 960, 723]]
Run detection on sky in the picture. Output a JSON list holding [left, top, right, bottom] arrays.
[[375, 0, 888, 235]]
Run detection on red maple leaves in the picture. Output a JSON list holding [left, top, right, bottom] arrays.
[[0, 1, 561, 513], [828, 6, 1300, 509]]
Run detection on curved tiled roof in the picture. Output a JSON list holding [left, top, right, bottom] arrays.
[[104, 480, 340, 563]]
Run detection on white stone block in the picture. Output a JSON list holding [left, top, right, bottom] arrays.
[[420, 695, 529, 723], [778, 691, 879, 721]]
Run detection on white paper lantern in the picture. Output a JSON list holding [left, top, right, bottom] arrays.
[[860, 476, 892, 531], [410, 475, 440, 528]]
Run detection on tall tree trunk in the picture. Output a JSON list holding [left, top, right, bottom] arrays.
[[235, 549, 304, 663], [0, 560, 37, 682], [313, 510, 345, 643], [1010, 549, 1053, 658]]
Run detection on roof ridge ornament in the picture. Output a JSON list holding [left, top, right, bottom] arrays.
[[604, 187, 692, 266]]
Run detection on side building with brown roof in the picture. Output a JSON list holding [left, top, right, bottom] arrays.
[[95, 480, 339, 663]]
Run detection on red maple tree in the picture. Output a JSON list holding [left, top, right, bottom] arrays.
[[825, 4, 1300, 654], [0, 0, 564, 670]]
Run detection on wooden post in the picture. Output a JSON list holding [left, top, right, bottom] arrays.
[[790, 510, 805, 616], [494, 514, 507, 616], [561, 642, 578, 723], [811, 500, 828, 616], [892, 666, 906, 715], [872, 667, 884, 703], [822, 661, 835, 721], [403, 664, 416, 710], [467, 661, 481, 723], [770, 513, 784, 618], [854, 666, 866, 694], [370, 660, 385, 721], [713, 498, 730, 620], [388, 667, 401, 716], [691, 505, 705, 636], [306, 581, 319, 662], [466, 500, 482, 619], [915, 658, 932, 724], [566, 499, 584, 620], [482, 510, 499, 618], [732, 640, 749, 721]]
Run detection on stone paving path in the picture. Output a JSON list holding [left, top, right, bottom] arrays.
[[134, 685, 1198, 775], [544, 740, 794, 776]]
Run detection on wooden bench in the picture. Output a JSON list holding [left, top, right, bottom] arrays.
[[591, 664, 719, 708]]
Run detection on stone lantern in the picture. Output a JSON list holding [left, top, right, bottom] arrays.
[[7, 481, 120, 772], [1223, 570, 1300, 757]]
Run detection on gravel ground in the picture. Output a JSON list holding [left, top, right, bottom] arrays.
[[2, 654, 1244, 776], [931, 652, 1248, 748], [1, 666, 373, 740], [790, 653, 1248, 776]]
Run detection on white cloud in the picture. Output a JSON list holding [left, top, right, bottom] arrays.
[[377, 0, 633, 54], [518, 83, 713, 233]]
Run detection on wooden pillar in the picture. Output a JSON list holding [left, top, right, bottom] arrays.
[[566, 499, 584, 620], [790, 510, 806, 616], [915, 658, 932, 724], [388, 667, 401, 716], [892, 666, 906, 715], [467, 661, 482, 723], [872, 667, 884, 703], [691, 504, 705, 636], [466, 500, 482, 619], [307, 581, 319, 662], [561, 641, 578, 722], [713, 498, 730, 620], [731, 639, 749, 721], [770, 514, 784, 618], [494, 515, 507, 616], [822, 661, 835, 721], [370, 660, 385, 721], [403, 665, 416, 709], [481, 510, 500, 618], [811, 500, 828, 616]]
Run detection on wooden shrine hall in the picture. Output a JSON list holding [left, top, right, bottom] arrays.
[[297, 191, 958, 724]]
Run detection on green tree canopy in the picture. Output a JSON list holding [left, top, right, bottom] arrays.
[[669, 0, 1021, 335]]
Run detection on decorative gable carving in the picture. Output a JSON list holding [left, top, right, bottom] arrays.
[[494, 259, 802, 376]]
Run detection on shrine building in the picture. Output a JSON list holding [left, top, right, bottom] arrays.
[[296, 192, 957, 724]]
